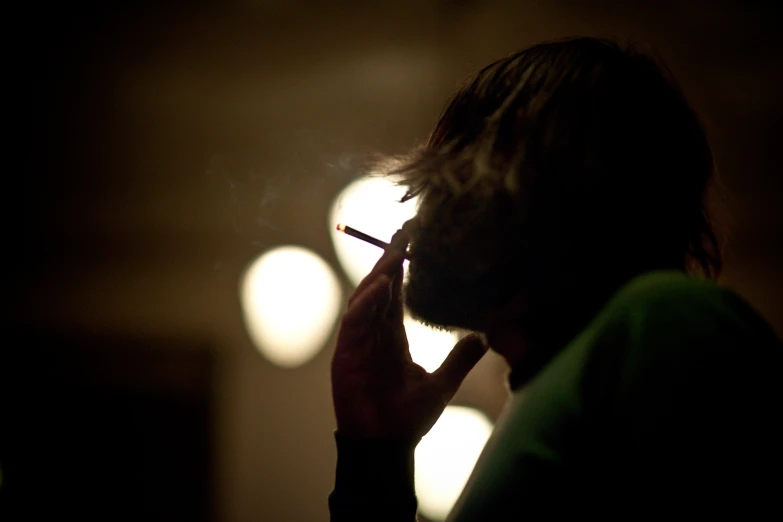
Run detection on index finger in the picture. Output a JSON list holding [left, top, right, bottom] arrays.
[[349, 229, 410, 304]]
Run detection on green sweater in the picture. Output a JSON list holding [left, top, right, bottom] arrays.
[[329, 271, 782, 520]]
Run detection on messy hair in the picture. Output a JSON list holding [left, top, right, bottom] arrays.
[[386, 37, 723, 283]]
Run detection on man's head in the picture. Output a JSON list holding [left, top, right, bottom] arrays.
[[388, 38, 722, 346]]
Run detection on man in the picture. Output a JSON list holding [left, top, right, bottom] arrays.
[[328, 37, 780, 520]]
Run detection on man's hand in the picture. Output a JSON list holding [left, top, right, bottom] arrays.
[[331, 227, 488, 441]]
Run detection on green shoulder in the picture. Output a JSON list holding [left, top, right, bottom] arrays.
[[593, 270, 775, 348], [581, 270, 781, 412]]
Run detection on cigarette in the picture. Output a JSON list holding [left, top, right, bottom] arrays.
[[336, 224, 411, 259]]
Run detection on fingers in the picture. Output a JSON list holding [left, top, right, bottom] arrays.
[[342, 274, 392, 329], [349, 228, 409, 306], [337, 274, 393, 361], [432, 333, 489, 400], [337, 226, 410, 360], [348, 251, 402, 308], [387, 229, 410, 320]]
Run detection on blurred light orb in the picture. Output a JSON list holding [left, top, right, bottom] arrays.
[[329, 175, 418, 286], [404, 315, 459, 373], [415, 406, 494, 521], [240, 246, 342, 368]]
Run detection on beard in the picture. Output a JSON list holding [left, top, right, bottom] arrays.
[[401, 188, 528, 332], [402, 221, 520, 332], [403, 259, 487, 332]]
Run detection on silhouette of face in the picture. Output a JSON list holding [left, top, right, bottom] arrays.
[[403, 194, 520, 332]]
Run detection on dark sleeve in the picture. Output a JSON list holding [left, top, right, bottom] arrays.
[[328, 432, 419, 522]]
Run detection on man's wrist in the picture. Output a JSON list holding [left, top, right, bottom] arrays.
[[329, 431, 419, 520], [333, 431, 417, 495]]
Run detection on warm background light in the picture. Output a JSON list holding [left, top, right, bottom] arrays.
[[240, 246, 343, 368], [404, 315, 460, 373], [329, 175, 418, 286], [415, 406, 494, 521]]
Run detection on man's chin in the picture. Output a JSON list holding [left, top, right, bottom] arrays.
[[403, 277, 486, 332]]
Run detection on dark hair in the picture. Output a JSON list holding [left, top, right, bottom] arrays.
[[387, 37, 723, 284]]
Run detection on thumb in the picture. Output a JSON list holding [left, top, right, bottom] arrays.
[[433, 333, 489, 400]]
